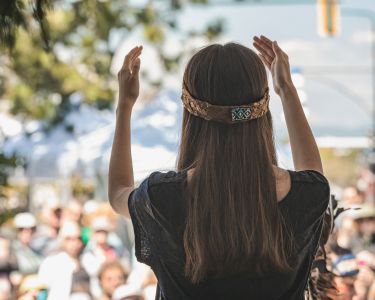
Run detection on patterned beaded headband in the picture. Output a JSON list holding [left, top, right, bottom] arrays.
[[181, 85, 270, 124]]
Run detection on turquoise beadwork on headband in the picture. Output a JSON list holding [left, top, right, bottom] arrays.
[[231, 107, 252, 121]]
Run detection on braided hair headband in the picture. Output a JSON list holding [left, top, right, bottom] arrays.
[[181, 84, 270, 124]]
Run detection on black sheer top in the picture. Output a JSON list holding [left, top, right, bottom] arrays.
[[128, 169, 330, 300]]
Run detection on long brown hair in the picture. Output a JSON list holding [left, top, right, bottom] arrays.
[[177, 42, 293, 283]]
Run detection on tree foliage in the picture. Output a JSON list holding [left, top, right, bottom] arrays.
[[0, 0, 51, 50], [0, 0, 223, 124], [0, 152, 26, 224]]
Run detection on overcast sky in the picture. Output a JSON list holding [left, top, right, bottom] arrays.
[[116, 0, 374, 140], [173, 0, 374, 139]]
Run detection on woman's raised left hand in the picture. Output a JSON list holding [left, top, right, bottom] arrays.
[[117, 45, 143, 109]]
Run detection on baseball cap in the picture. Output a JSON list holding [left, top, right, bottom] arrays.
[[332, 254, 359, 277]]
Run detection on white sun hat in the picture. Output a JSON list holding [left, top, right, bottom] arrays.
[[14, 213, 37, 229], [91, 217, 112, 232]]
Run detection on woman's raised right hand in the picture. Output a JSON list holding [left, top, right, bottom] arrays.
[[253, 35, 294, 96]]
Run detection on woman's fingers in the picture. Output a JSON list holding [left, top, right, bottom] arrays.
[[129, 48, 142, 72], [129, 46, 143, 74], [253, 43, 275, 67], [252, 41, 267, 55], [254, 35, 288, 62], [131, 58, 141, 77], [259, 53, 271, 70], [123, 47, 138, 69], [272, 41, 286, 58], [260, 35, 273, 47], [123, 46, 142, 72], [253, 36, 274, 58], [253, 41, 274, 64], [260, 35, 283, 56]]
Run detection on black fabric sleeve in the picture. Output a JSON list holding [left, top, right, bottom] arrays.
[[128, 171, 183, 268], [287, 170, 330, 237], [128, 182, 153, 266], [298, 169, 329, 211]]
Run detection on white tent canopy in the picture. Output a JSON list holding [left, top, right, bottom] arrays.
[[3, 90, 183, 182], [3, 89, 293, 200], [3, 105, 114, 179]]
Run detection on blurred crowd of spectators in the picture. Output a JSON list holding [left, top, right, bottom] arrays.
[[324, 182, 375, 300], [0, 199, 156, 300]]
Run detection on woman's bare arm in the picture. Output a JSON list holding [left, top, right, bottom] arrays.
[[253, 35, 323, 174], [278, 85, 323, 173], [108, 45, 143, 217]]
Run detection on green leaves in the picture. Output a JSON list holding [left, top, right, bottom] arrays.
[[144, 24, 165, 44], [0, 0, 224, 124], [0, 0, 51, 50], [0, 0, 27, 49]]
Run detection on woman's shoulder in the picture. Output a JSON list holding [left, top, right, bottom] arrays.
[[289, 169, 329, 186], [136, 170, 186, 229], [274, 167, 329, 202], [130, 170, 185, 203], [283, 169, 330, 205], [148, 170, 187, 188]]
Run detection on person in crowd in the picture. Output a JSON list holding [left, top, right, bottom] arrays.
[[69, 268, 92, 300], [32, 201, 62, 256], [325, 241, 375, 300], [11, 213, 42, 275], [112, 284, 144, 300], [341, 187, 365, 206], [38, 221, 90, 300], [0, 232, 18, 300], [352, 206, 375, 253], [126, 262, 156, 300], [0, 232, 18, 275], [94, 204, 127, 256], [331, 251, 359, 300], [97, 260, 129, 300], [368, 282, 375, 300], [82, 217, 119, 297], [17, 274, 48, 300], [0, 274, 12, 300], [352, 250, 375, 300], [63, 200, 84, 224], [126, 260, 152, 293], [337, 205, 375, 255], [140, 271, 157, 300], [114, 217, 133, 264], [81, 200, 101, 246], [108, 36, 330, 299]]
